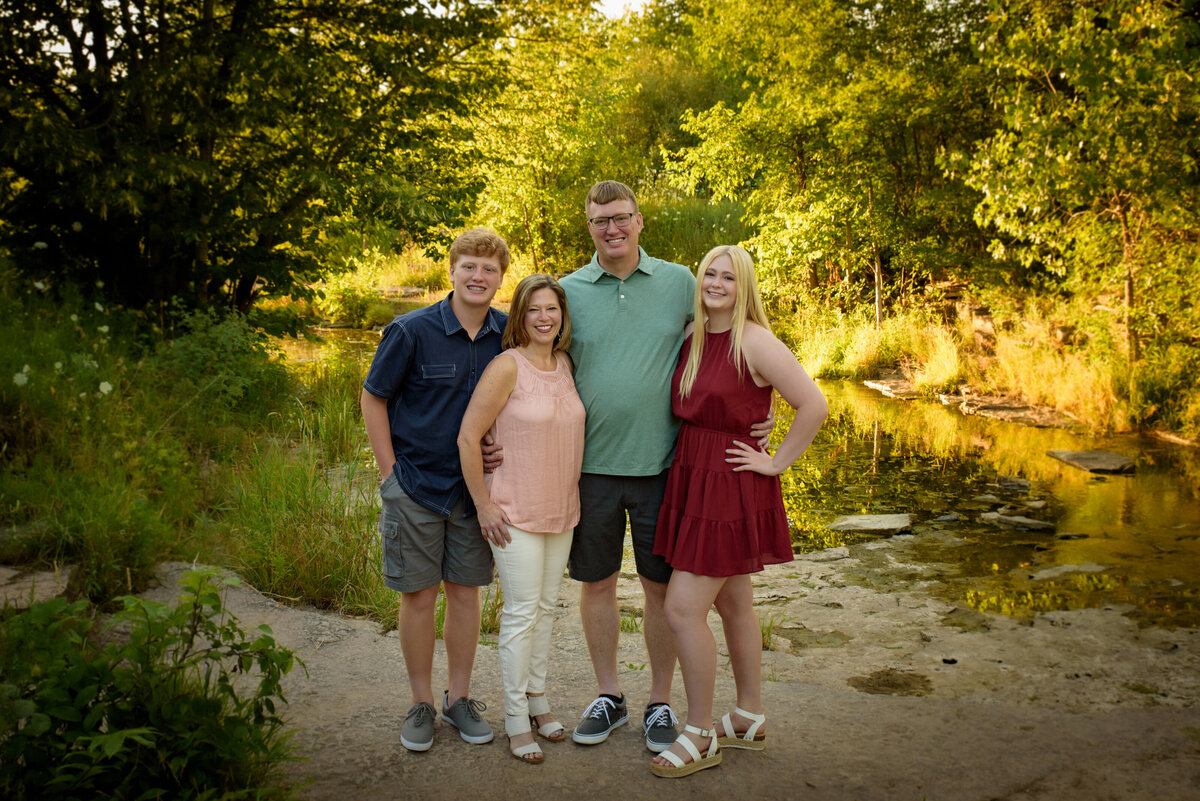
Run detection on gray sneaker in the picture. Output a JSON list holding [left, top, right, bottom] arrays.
[[572, 695, 628, 745], [442, 692, 494, 744], [401, 702, 436, 752], [643, 702, 679, 753]]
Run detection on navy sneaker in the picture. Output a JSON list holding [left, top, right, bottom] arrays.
[[643, 702, 679, 753], [572, 695, 628, 745]]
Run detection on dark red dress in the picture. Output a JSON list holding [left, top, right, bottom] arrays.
[[654, 330, 793, 577]]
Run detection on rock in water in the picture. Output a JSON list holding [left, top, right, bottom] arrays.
[[828, 514, 915, 535], [1047, 449, 1135, 474]]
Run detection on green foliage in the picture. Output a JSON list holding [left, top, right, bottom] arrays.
[[224, 440, 392, 619], [148, 308, 294, 423], [963, 0, 1200, 363], [638, 195, 755, 269], [672, 0, 995, 314], [0, 1, 505, 311], [0, 568, 298, 800], [0, 277, 293, 603]]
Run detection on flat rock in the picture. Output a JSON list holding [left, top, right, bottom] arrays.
[[1047, 449, 1135, 474], [980, 512, 1055, 532], [863, 378, 920, 399], [828, 514, 915, 535], [1032, 563, 1108, 581], [0, 565, 74, 608]]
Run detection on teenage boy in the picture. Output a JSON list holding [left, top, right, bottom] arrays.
[[361, 227, 509, 753]]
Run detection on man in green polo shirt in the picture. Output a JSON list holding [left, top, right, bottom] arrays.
[[559, 180, 696, 754]]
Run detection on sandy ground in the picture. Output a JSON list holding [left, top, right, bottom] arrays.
[[125, 548, 1200, 801]]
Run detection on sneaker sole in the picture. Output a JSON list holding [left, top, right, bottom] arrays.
[[645, 733, 675, 753], [400, 735, 433, 752], [571, 713, 628, 744], [443, 715, 495, 744]]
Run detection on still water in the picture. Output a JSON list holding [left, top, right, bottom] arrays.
[[277, 328, 1200, 628]]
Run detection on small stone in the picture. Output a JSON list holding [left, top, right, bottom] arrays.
[[998, 475, 1031, 491]]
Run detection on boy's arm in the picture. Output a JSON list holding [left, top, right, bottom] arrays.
[[361, 389, 396, 481]]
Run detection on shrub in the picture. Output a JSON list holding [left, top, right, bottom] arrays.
[[0, 567, 299, 800]]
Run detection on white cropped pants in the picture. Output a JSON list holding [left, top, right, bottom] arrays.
[[489, 525, 573, 721]]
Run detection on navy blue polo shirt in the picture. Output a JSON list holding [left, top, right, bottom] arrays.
[[362, 294, 508, 517]]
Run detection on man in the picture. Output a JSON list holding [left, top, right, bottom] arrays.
[[360, 228, 508, 753], [559, 181, 696, 753]]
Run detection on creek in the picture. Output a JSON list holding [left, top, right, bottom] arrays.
[[277, 327, 1200, 628]]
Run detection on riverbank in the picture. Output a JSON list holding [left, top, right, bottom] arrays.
[[128, 551, 1200, 801]]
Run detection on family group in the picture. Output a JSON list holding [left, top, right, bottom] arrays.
[[360, 180, 828, 777]]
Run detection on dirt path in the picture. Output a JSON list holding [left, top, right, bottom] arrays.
[[137, 553, 1200, 801]]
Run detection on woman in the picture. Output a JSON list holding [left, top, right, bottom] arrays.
[[457, 274, 585, 764], [649, 245, 828, 778]]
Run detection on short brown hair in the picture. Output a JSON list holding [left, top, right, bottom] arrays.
[[502, 274, 572, 352], [449, 228, 510, 273], [585, 180, 638, 213]]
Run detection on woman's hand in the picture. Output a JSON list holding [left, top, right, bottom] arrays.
[[748, 409, 776, 450], [478, 502, 513, 548], [725, 439, 781, 476]]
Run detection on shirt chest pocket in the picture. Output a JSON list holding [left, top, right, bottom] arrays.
[[421, 363, 456, 380]]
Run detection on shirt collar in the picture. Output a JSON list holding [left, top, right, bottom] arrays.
[[582, 247, 655, 283], [438, 293, 504, 337]]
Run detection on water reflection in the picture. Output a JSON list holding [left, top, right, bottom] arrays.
[[274, 328, 381, 368], [785, 382, 1200, 627]]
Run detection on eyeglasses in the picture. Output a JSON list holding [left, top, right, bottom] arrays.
[[587, 213, 635, 229]]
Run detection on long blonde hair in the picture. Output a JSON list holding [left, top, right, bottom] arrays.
[[678, 245, 771, 398]]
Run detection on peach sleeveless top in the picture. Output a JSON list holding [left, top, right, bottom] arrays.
[[485, 349, 585, 533]]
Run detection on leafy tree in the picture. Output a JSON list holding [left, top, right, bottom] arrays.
[[963, 0, 1200, 363], [669, 0, 995, 320], [473, 3, 620, 275], [0, 0, 504, 311]]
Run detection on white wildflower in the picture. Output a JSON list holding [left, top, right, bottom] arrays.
[[72, 221, 83, 232], [33, 241, 48, 250], [99, 381, 113, 395], [98, 325, 110, 334], [54, 362, 63, 372], [13, 373, 28, 386], [94, 302, 104, 312], [34, 280, 46, 290], [70, 314, 79, 322]]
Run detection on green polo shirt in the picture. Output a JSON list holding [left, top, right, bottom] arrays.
[[561, 247, 695, 476]]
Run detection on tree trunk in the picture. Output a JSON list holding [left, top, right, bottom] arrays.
[[1117, 203, 1139, 363]]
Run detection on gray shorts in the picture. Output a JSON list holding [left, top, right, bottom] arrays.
[[568, 471, 671, 584], [378, 472, 494, 593]]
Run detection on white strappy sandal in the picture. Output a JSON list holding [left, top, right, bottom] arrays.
[[717, 706, 766, 750], [505, 715, 544, 764], [649, 723, 722, 778], [527, 694, 565, 742]]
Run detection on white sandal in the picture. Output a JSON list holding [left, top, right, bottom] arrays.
[[505, 715, 543, 764], [527, 694, 565, 742], [717, 706, 766, 750], [649, 723, 722, 778]]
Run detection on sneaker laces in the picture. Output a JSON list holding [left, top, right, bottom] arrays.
[[457, 697, 487, 721], [644, 703, 678, 731], [407, 702, 435, 726], [581, 696, 617, 720]]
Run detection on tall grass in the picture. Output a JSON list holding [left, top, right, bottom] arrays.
[[223, 440, 394, 619]]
